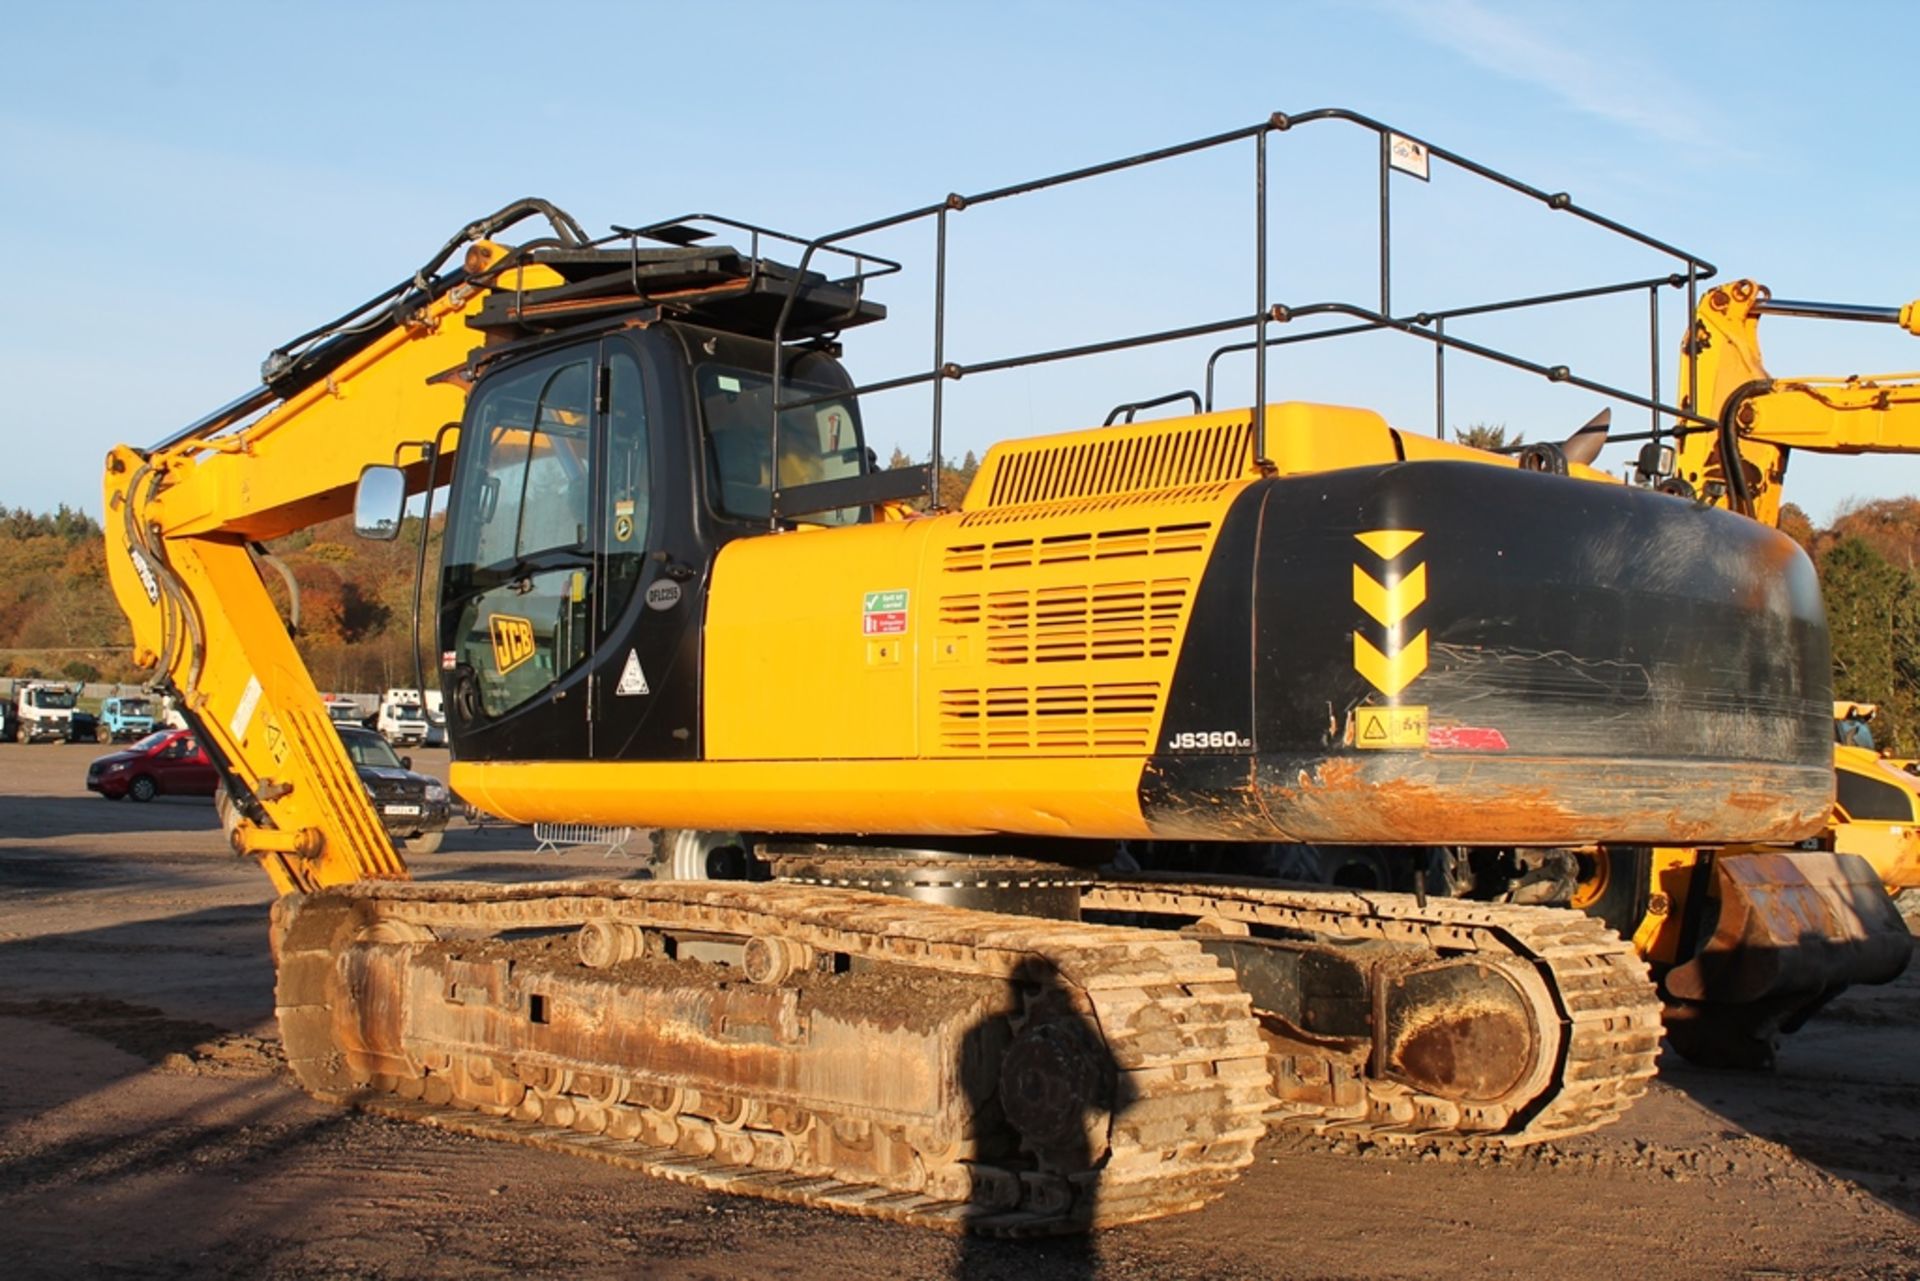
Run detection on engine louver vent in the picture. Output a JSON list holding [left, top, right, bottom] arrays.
[[943, 522, 1210, 572], [939, 579, 1190, 664], [973, 417, 1254, 511], [957, 483, 1236, 527], [937, 682, 1160, 753]]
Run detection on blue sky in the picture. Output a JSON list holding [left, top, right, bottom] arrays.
[[5, 0, 1918, 525]]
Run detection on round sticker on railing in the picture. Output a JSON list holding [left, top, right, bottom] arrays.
[[645, 580, 682, 611]]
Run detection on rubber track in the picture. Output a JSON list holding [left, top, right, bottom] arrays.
[[1082, 877, 1663, 1145], [276, 880, 1271, 1234]]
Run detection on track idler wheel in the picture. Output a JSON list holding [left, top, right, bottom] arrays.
[[1380, 958, 1543, 1104]]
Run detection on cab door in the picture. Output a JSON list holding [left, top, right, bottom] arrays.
[[440, 348, 598, 761], [442, 332, 704, 763]]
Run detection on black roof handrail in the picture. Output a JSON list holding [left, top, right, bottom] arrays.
[[760, 108, 1717, 523]]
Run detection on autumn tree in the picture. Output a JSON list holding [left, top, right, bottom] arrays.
[[884, 446, 980, 510], [1818, 497, 1920, 570], [1776, 502, 1816, 553]]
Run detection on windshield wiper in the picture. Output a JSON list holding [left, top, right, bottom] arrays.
[[460, 547, 593, 593]]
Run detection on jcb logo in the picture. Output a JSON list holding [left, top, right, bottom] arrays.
[[489, 614, 536, 675], [1352, 530, 1428, 696]]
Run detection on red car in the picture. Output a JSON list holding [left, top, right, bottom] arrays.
[[86, 729, 219, 802]]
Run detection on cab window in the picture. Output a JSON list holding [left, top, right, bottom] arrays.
[[444, 357, 595, 718], [1836, 768, 1916, 823], [698, 364, 864, 525], [461, 361, 593, 568]]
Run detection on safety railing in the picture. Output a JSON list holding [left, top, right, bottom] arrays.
[[715, 108, 1723, 521], [533, 822, 636, 859]]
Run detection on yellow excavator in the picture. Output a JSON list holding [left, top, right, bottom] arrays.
[[98, 112, 1904, 1232], [1826, 702, 1920, 903], [1607, 279, 1920, 1065]]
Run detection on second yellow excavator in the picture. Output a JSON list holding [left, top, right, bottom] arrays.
[[1606, 279, 1920, 1065]]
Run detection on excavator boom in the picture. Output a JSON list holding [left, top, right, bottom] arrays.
[[1600, 278, 1920, 1066], [102, 235, 547, 893], [1674, 278, 1920, 525]]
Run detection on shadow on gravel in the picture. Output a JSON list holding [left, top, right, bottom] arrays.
[[0, 996, 279, 1072], [0, 790, 226, 893], [0, 1064, 367, 1281], [1, 791, 223, 839], [1658, 937, 1920, 1219], [0, 846, 213, 895], [0, 902, 279, 1046], [0, 1077, 332, 1197]]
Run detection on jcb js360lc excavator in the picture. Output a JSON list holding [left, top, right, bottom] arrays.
[[100, 113, 1888, 1232]]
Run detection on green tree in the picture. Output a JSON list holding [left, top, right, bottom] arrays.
[[1451, 423, 1523, 451], [1819, 535, 1920, 754]]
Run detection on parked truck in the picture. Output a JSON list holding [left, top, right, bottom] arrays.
[[9, 681, 78, 744], [375, 688, 430, 748], [96, 694, 159, 743]]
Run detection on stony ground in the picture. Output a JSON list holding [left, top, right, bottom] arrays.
[[2, 742, 1916, 1280]]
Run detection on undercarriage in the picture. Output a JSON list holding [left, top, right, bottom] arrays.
[[273, 849, 1663, 1233]]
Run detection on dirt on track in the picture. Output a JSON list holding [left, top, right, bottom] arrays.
[[1, 742, 1916, 1280]]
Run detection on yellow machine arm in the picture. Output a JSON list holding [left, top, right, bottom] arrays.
[[101, 238, 553, 895], [1635, 278, 1920, 1034], [1677, 278, 1920, 527]]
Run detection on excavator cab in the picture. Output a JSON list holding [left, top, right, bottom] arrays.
[[351, 239, 895, 768]]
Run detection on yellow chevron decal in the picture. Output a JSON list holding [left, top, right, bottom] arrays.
[[1354, 629, 1429, 697], [1352, 561, 1427, 628], [1355, 529, 1424, 559], [1352, 528, 1429, 695]]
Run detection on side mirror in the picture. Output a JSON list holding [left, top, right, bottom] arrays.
[[354, 465, 407, 541], [400, 755, 413, 770]]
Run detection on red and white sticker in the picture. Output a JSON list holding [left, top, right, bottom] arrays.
[[862, 589, 909, 635]]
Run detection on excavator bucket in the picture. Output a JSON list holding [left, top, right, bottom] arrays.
[[1662, 851, 1911, 1067]]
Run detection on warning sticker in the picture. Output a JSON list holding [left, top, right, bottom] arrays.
[[489, 614, 536, 675], [1355, 704, 1428, 749], [862, 589, 910, 636], [615, 650, 650, 696], [263, 714, 290, 766], [1388, 133, 1431, 181]]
